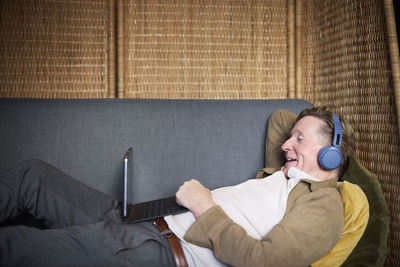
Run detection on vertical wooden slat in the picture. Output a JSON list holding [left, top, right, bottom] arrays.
[[108, 0, 116, 98], [384, 0, 400, 134], [287, 0, 295, 98], [117, 0, 125, 98], [295, 0, 303, 99]]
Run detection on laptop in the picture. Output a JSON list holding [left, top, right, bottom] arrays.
[[122, 147, 188, 223]]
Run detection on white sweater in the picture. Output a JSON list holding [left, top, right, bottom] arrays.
[[165, 168, 319, 267]]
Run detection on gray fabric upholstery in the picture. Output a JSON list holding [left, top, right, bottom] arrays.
[[0, 98, 312, 203]]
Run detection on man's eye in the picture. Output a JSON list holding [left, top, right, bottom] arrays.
[[297, 136, 304, 142]]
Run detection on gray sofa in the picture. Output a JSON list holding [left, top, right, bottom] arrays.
[[0, 98, 391, 266], [0, 98, 312, 203]]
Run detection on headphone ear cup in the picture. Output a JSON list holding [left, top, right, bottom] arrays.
[[318, 146, 343, 170]]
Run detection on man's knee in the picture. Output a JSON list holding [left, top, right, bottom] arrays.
[[14, 159, 56, 181], [20, 159, 49, 168]]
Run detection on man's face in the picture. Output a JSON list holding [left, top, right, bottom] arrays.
[[281, 116, 335, 179]]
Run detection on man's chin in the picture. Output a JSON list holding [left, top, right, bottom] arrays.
[[282, 166, 289, 177], [284, 162, 297, 170], [283, 163, 299, 176]]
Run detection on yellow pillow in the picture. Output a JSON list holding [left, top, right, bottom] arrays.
[[312, 181, 369, 267]]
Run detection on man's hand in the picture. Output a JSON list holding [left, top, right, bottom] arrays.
[[175, 179, 216, 218]]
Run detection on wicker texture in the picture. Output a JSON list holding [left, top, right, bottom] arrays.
[[300, 1, 400, 266], [0, 0, 399, 265], [0, 0, 115, 98], [119, 0, 289, 99]]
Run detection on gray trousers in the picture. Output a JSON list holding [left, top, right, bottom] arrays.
[[0, 160, 175, 267]]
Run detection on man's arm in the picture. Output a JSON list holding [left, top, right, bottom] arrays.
[[258, 109, 297, 177]]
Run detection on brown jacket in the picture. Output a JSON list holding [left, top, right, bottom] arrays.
[[183, 176, 344, 267]]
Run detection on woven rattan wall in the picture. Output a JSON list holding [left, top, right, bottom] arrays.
[[300, 0, 400, 266], [1, 0, 400, 265], [0, 0, 115, 98], [118, 0, 289, 99]]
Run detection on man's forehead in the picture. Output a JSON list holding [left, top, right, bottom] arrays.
[[292, 116, 325, 133]]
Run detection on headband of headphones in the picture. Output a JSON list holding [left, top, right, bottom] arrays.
[[332, 113, 342, 148]]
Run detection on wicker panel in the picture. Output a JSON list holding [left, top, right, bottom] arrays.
[[301, 1, 400, 266], [0, 0, 115, 98], [120, 0, 288, 99]]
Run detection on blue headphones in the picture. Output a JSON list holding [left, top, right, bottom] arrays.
[[318, 113, 343, 170]]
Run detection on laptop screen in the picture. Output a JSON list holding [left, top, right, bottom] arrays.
[[123, 147, 133, 217]]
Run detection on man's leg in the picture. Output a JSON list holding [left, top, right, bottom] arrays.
[[0, 159, 120, 228], [0, 220, 175, 267]]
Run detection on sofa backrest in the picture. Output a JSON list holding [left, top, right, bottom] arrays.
[[0, 98, 312, 203]]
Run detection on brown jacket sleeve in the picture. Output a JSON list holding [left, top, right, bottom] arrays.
[[263, 109, 297, 173], [183, 181, 344, 267]]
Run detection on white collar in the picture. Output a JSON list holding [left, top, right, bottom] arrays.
[[287, 167, 321, 182]]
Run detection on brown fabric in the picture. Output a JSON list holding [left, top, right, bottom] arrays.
[[153, 217, 188, 267]]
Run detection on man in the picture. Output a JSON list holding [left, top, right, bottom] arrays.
[[0, 106, 357, 266]]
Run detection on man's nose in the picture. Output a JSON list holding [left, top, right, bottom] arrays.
[[281, 137, 293, 151]]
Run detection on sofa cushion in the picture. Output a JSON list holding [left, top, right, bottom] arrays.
[[312, 180, 369, 266], [341, 156, 391, 267]]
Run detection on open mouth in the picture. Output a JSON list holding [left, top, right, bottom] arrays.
[[286, 158, 297, 163]]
